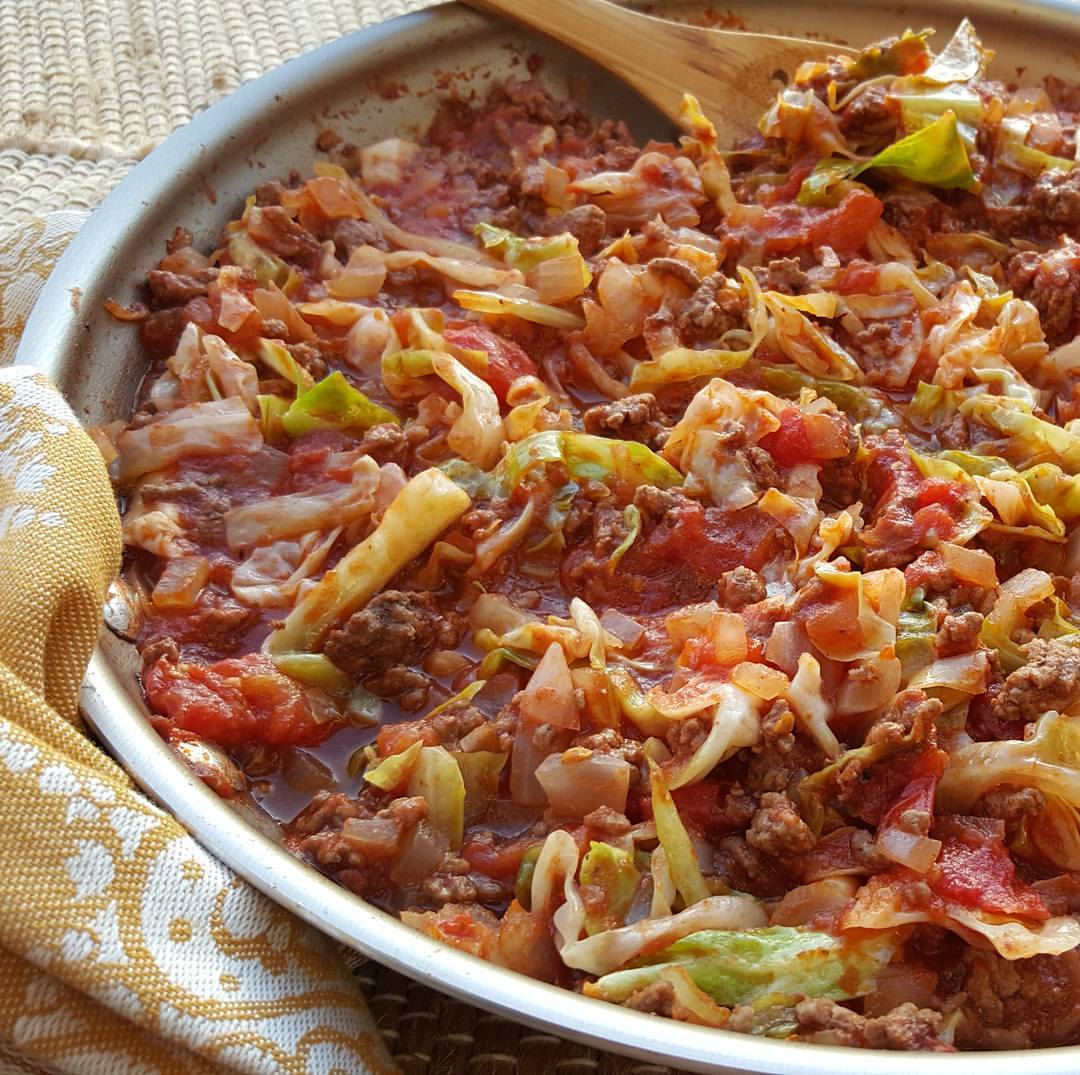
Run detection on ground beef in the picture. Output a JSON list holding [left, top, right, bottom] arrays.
[[147, 269, 211, 306], [425, 701, 486, 751], [741, 444, 782, 492], [757, 256, 810, 295], [903, 549, 991, 611], [745, 792, 816, 858], [323, 590, 455, 682], [289, 790, 368, 836], [582, 805, 632, 838], [624, 980, 677, 1018], [138, 474, 233, 546], [936, 412, 970, 450], [141, 589, 259, 660], [675, 275, 747, 345], [990, 638, 1080, 724], [353, 422, 411, 464], [744, 700, 820, 795], [795, 999, 952, 1051], [249, 205, 324, 261], [844, 315, 921, 388], [582, 393, 668, 448], [254, 180, 288, 206], [646, 257, 701, 291], [535, 203, 607, 254], [837, 85, 899, 148], [880, 188, 952, 240], [1007, 245, 1080, 345], [422, 852, 507, 906], [935, 611, 984, 656], [330, 218, 389, 257], [533, 203, 609, 252], [283, 341, 328, 380], [571, 728, 645, 786], [1027, 168, 1080, 233], [973, 785, 1046, 845], [632, 484, 683, 520], [957, 948, 1080, 1048], [364, 667, 432, 711], [713, 833, 788, 897], [381, 795, 430, 828], [1032, 873, 1080, 915], [718, 565, 766, 610], [864, 689, 941, 748], [666, 715, 709, 761]]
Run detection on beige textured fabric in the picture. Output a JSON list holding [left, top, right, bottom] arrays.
[[0, 367, 398, 1074], [0, 3, 439, 1073]]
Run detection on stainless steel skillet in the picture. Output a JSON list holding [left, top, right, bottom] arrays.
[[18, 2, 1080, 1070]]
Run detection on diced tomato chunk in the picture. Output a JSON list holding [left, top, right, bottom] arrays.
[[808, 189, 884, 255], [144, 653, 340, 747], [759, 408, 813, 469], [461, 834, 538, 880], [756, 189, 883, 258], [444, 323, 538, 401], [931, 817, 1049, 920]]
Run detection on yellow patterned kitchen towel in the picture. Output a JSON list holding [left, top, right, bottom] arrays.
[[0, 225, 396, 1074]]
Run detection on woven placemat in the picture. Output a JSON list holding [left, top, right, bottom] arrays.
[[2, 0, 695, 1069], [353, 960, 687, 1075]]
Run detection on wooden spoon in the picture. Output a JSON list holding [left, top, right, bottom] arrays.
[[461, 0, 854, 140]]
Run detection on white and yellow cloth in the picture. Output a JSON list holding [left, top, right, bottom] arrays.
[[0, 1, 439, 1071]]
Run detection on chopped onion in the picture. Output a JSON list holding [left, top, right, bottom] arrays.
[[764, 620, 807, 676], [468, 501, 536, 580], [664, 602, 719, 648], [787, 652, 841, 759], [731, 661, 789, 700], [341, 816, 402, 859], [600, 608, 645, 649], [835, 654, 903, 715], [863, 965, 940, 1019], [876, 824, 942, 875], [531, 253, 592, 304], [470, 592, 534, 636], [940, 541, 998, 588], [151, 555, 210, 610], [510, 725, 552, 807], [709, 611, 748, 665], [519, 641, 578, 728], [535, 750, 632, 817], [648, 676, 730, 720], [327, 264, 386, 299], [770, 876, 859, 926], [390, 821, 449, 885]]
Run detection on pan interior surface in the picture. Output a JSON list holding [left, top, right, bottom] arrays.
[[18, 3, 1080, 1071]]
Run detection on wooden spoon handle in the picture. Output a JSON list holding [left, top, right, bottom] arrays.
[[460, 0, 849, 129], [463, 0, 658, 70]]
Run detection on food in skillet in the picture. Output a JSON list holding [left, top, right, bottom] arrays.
[[98, 19, 1080, 1051]]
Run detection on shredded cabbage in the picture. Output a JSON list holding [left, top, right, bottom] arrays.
[[586, 927, 893, 1009], [281, 371, 397, 437], [267, 468, 470, 654], [649, 759, 711, 908], [938, 711, 1080, 870], [497, 429, 683, 491], [115, 398, 262, 483], [799, 111, 976, 205]]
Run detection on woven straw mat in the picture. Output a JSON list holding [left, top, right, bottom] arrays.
[[0, 0, 692, 1071]]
